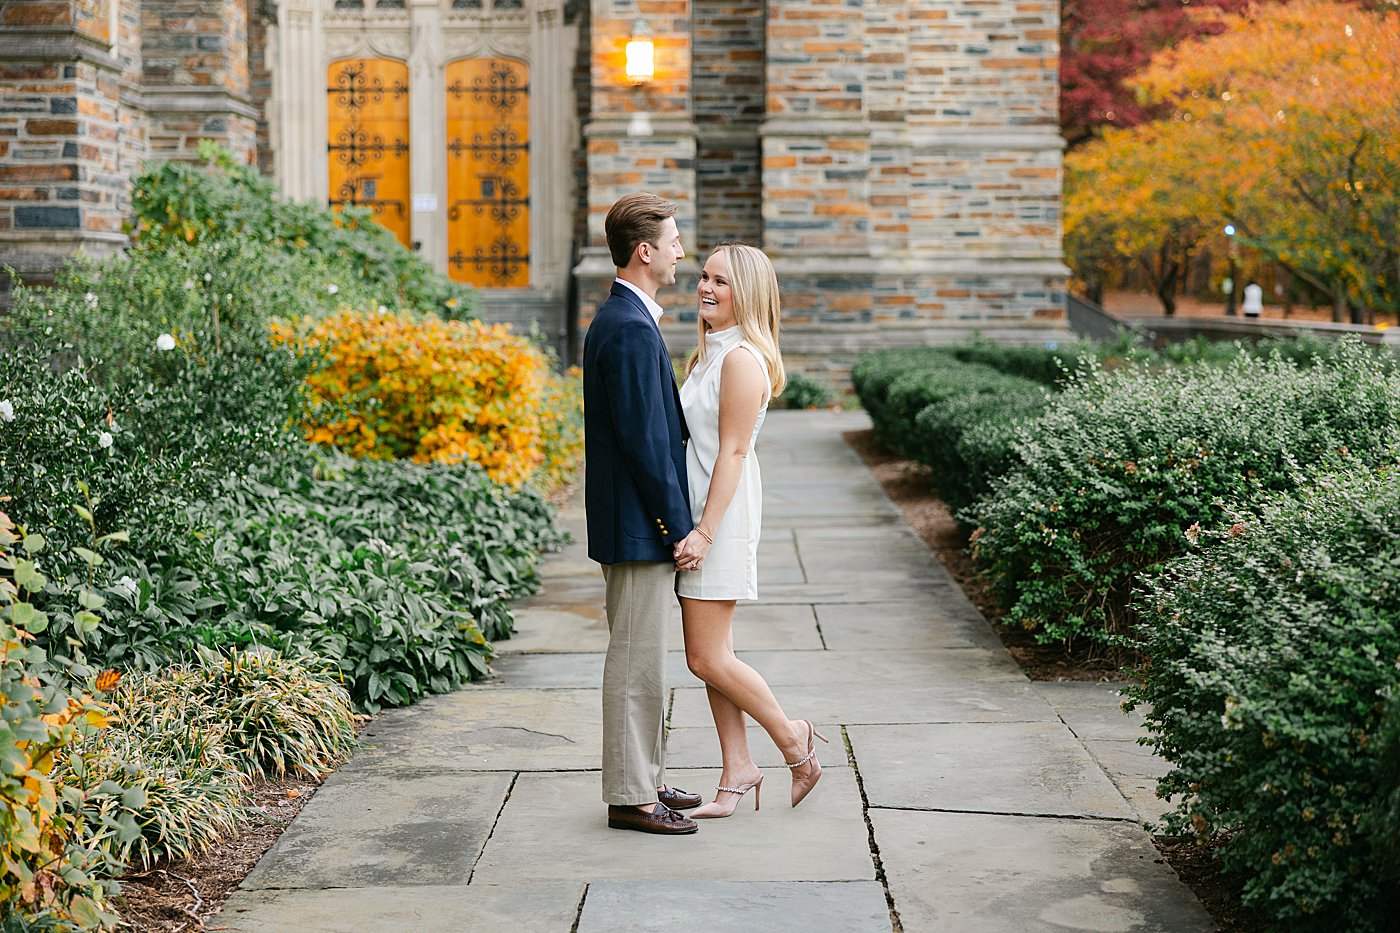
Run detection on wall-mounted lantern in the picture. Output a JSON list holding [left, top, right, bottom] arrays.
[[625, 19, 654, 84]]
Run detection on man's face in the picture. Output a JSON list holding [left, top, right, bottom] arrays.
[[642, 217, 684, 289]]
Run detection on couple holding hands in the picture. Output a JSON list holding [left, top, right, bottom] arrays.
[[583, 192, 826, 835]]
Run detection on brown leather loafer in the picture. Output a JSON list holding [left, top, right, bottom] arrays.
[[657, 785, 703, 810], [607, 803, 698, 835]]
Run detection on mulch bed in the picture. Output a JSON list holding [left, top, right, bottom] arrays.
[[114, 777, 323, 931], [844, 427, 1267, 932]]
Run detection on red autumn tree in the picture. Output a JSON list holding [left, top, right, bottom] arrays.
[[1061, 0, 1253, 147]]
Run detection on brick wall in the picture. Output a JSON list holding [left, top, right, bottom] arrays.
[[693, 0, 763, 252], [0, 0, 134, 294], [141, 0, 257, 163]]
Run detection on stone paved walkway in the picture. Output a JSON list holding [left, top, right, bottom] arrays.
[[218, 410, 1213, 932]]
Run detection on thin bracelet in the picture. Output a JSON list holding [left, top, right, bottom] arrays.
[[695, 527, 714, 544]]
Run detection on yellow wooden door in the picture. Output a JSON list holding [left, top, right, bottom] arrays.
[[327, 58, 411, 248], [445, 58, 530, 288]]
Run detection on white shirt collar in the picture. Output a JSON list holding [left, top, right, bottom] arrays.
[[614, 277, 664, 325]]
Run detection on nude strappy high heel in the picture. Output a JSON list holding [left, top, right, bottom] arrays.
[[785, 720, 829, 808], [689, 774, 764, 819]]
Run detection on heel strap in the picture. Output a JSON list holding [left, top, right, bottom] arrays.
[[783, 749, 816, 770]]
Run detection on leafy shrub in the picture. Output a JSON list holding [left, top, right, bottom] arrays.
[[913, 387, 1050, 514], [781, 372, 832, 409], [274, 309, 566, 487], [1370, 694, 1400, 919], [97, 451, 564, 710], [971, 342, 1400, 645], [947, 338, 1089, 386], [5, 236, 374, 388], [131, 142, 472, 317], [851, 348, 953, 452], [1127, 466, 1400, 929], [0, 341, 306, 585], [535, 365, 585, 497], [0, 510, 125, 930]]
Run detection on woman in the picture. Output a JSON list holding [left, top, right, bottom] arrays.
[[671, 243, 827, 819]]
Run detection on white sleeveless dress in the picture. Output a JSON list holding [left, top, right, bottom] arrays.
[[676, 325, 769, 601]]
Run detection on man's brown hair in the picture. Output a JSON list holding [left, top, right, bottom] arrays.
[[605, 192, 679, 268]]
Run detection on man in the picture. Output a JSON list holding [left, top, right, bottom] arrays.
[[582, 192, 702, 835]]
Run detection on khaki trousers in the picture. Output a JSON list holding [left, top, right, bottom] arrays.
[[600, 561, 675, 806]]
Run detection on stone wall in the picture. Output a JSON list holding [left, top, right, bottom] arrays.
[[0, 0, 138, 295], [693, 0, 763, 253]]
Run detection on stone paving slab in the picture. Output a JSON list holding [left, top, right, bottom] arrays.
[[240, 771, 511, 889], [869, 809, 1214, 933], [1083, 739, 1177, 826], [662, 724, 847, 770], [498, 606, 610, 654], [483, 648, 1026, 691], [576, 881, 891, 933], [669, 681, 1060, 729], [217, 883, 584, 932], [816, 601, 1007, 653], [470, 768, 873, 884], [849, 722, 1136, 820], [667, 602, 825, 651], [341, 689, 600, 773], [1036, 681, 1149, 742]]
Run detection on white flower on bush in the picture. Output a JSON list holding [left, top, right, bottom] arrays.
[[377, 305, 388, 314], [0, 399, 13, 423], [113, 575, 139, 599], [98, 431, 113, 450], [184, 278, 196, 290], [156, 333, 176, 351], [327, 283, 340, 295], [84, 291, 99, 309], [204, 272, 212, 282]]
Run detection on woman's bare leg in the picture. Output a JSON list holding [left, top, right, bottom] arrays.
[[681, 597, 807, 772]]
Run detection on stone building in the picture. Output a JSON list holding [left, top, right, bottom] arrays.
[[0, 0, 1071, 365]]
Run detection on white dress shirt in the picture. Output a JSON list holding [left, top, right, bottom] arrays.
[[614, 277, 664, 325]]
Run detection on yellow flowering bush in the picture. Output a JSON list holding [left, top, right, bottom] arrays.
[[274, 309, 581, 489]]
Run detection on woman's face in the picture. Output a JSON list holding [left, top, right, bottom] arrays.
[[697, 250, 737, 331]]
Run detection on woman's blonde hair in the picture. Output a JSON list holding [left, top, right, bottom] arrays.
[[685, 243, 787, 398]]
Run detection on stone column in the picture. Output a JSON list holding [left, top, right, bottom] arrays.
[[759, 0, 873, 325], [530, 1, 576, 304], [573, 0, 697, 333], [0, 0, 134, 298], [902, 0, 1069, 331], [141, 0, 259, 163], [270, 0, 320, 201], [408, 0, 443, 262]]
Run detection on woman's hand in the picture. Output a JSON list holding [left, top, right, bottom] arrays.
[[674, 529, 711, 571]]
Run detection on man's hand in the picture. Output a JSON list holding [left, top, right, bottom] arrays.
[[674, 529, 710, 572]]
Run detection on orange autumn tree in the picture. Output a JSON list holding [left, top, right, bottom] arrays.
[[1066, 1, 1400, 318]]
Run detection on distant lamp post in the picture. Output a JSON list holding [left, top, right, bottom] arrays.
[[625, 20, 654, 84], [1224, 223, 1239, 316]]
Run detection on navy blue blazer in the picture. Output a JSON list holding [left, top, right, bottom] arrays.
[[583, 282, 694, 564]]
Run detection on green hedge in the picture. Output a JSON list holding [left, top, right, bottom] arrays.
[[970, 344, 1400, 645], [851, 347, 1053, 515], [1127, 466, 1400, 929]]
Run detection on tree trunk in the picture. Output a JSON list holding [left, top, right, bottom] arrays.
[[1333, 291, 1348, 323], [1155, 240, 1180, 316], [1279, 264, 1293, 317]]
